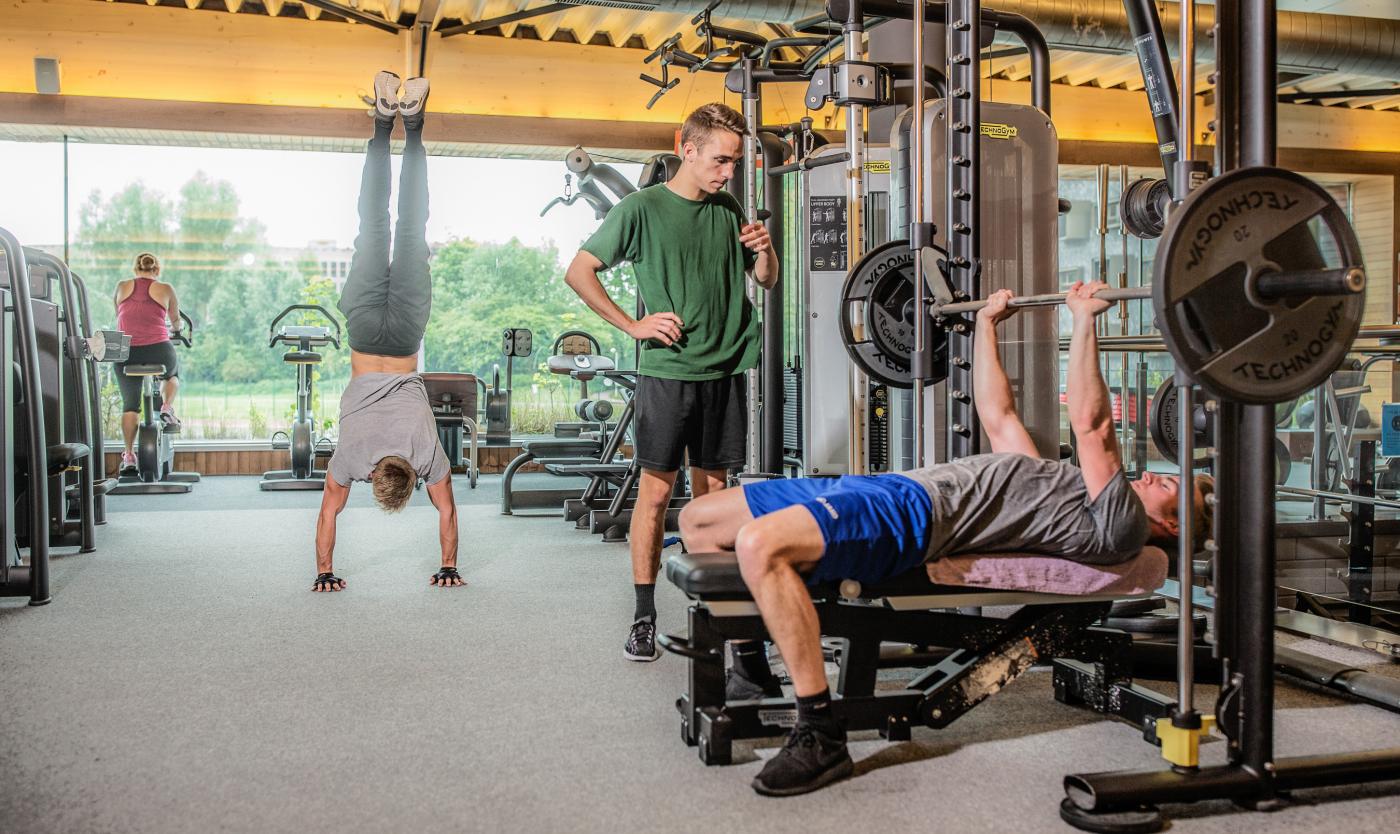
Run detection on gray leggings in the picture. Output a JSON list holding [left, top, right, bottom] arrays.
[[338, 123, 432, 357]]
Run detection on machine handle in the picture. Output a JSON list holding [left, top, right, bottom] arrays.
[[267, 304, 342, 348], [171, 311, 195, 348]]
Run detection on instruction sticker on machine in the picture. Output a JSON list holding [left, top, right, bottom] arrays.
[[809, 196, 848, 272]]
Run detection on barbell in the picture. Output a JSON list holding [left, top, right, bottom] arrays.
[[840, 166, 1369, 404], [931, 267, 1363, 317]]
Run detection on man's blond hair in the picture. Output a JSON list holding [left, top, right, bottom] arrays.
[[372, 456, 416, 513]]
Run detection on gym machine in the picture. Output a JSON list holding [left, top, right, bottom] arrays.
[[1058, 0, 1400, 828], [22, 251, 130, 545], [0, 226, 56, 605], [482, 327, 531, 444], [421, 371, 480, 489], [260, 304, 340, 491], [109, 312, 196, 495]]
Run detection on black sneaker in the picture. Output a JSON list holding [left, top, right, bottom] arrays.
[[623, 618, 660, 662], [751, 724, 853, 797], [726, 668, 783, 701]]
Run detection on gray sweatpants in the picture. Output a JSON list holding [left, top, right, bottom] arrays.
[[338, 121, 432, 357]]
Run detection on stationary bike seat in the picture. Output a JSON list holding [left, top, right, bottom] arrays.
[[122, 364, 166, 377]]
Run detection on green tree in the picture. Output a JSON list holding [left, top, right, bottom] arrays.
[[423, 238, 637, 392]]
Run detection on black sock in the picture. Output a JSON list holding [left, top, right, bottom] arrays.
[[372, 117, 393, 141], [796, 689, 839, 733], [730, 642, 775, 682], [633, 583, 656, 622]]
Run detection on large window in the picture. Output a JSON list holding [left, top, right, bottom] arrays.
[[2, 140, 642, 442]]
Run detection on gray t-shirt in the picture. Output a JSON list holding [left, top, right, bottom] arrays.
[[900, 453, 1149, 565], [328, 373, 451, 487]]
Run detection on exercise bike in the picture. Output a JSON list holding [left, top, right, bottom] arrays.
[[110, 312, 199, 495], [259, 304, 341, 491]]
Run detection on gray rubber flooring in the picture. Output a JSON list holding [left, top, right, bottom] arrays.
[[1, 475, 1398, 834]]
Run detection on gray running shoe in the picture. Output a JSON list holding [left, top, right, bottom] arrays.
[[373, 70, 400, 120], [399, 76, 430, 124]]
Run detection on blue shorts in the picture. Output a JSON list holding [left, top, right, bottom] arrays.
[[742, 474, 933, 585]]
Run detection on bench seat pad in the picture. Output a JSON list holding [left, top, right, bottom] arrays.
[[667, 547, 1168, 600], [924, 547, 1168, 597]]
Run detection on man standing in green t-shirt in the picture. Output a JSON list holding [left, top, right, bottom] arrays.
[[564, 102, 779, 661]]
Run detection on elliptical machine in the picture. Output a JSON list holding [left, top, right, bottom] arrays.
[[110, 312, 199, 495], [260, 304, 341, 491]]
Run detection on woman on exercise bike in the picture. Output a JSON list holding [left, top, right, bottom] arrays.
[[113, 252, 184, 475]]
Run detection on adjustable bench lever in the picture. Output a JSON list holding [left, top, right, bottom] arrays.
[[656, 633, 721, 662]]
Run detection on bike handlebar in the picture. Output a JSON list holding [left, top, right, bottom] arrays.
[[267, 304, 342, 348]]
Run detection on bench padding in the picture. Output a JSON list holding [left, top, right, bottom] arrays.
[[926, 547, 1168, 597], [667, 547, 1168, 600]]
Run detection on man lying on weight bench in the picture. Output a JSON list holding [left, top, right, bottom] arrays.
[[679, 281, 1214, 796], [312, 72, 462, 593]]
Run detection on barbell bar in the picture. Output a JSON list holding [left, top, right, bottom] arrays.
[[931, 266, 1365, 317]]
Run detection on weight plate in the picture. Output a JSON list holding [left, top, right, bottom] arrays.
[[1154, 167, 1365, 404], [839, 239, 946, 388], [1148, 378, 1213, 466]]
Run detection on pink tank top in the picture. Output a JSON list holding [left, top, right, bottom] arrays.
[[117, 277, 170, 347]]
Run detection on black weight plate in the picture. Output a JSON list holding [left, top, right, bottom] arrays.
[[1148, 378, 1213, 466], [839, 239, 946, 388], [1154, 167, 1365, 405], [1275, 437, 1292, 485]]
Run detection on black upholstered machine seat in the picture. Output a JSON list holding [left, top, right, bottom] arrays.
[[122, 363, 166, 377]]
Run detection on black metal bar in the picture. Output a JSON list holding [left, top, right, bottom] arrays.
[[1122, 0, 1182, 195], [299, 0, 405, 33], [946, 0, 981, 462], [72, 274, 108, 525], [987, 12, 1050, 116], [825, 0, 1051, 117], [1347, 439, 1375, 624], [0, 227, 51, 604], [759, 130, 789, 475], [1256, 267, 1366, 300], [1233, 0, 1279, 789], [1277, 86, 1400, 103], [437, 2, 570, 37]]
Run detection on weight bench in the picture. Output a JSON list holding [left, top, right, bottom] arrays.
[[660, 548, 1176, 765]]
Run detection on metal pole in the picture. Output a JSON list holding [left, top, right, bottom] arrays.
[[1312, 383, 1327, 519], [63, 135, 70, 264], [845, 2, 869, 475], [910, 0, 927, 467], [1175, 372, 1196, 718], [742, 58, 762, 475], [1178, 0, 1196, 186], [1119, 165, 1131, 468]]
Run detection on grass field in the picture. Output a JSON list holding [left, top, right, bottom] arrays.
[[99, 377, 622, 442]]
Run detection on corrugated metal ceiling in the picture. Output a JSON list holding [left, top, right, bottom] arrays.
[[98, 0, 1400, 112]]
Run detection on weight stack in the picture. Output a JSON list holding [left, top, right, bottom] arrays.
[[783, 365, 803, 461]]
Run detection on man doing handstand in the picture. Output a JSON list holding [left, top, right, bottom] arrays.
[[312, 71, 462, 593], [680, 282, 1214, 795]]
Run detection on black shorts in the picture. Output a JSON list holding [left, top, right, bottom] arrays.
[[114, 340, 178, 412], [633, 374, 747, 473]]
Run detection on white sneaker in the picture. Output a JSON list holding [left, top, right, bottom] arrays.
[[373, 71, 401, 120]]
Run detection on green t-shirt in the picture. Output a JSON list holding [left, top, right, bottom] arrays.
[[582, 184, 759, 381]]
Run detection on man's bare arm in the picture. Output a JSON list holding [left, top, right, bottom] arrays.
[[563, 250, 683, 345], [1064, 281, 1123, 499], [425, 477, 458, 569], [972, 290, 1038, 456], [314, 474, 351, 574]]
